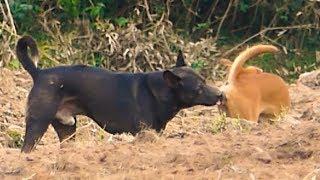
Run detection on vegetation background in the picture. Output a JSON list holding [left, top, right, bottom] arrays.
[[1, 2, 320, 178], [1, 0, 319, 82]]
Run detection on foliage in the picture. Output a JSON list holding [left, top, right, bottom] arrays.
[[114, 17, 129, 27], [1, 0, 319, 81], [8, 59, 21, 70], [191, 59, 206, 72]]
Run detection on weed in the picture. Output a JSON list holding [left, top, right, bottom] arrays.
[[114, 17, 129, 27], [268, 106, 289, 124], [6, 130, 23, 148], [211, 113, 254, 135], [191, 59, 206, 72], [211, 113, 227, 134], [8, 59, 21, 70], [220, 153, 232, 166]]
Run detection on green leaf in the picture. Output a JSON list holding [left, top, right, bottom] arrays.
[[239, 0, 249, 13], [8, 59, 21, 70], [114, 17, 129, 27], [191, 59, 206, 72], [195, 23, 210, 30]]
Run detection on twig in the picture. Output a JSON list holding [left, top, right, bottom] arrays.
[[143, 51, 155, 71], [231, 0, 238, 25], [152, 12, 165, 34], [206, 0, 220, 22], [249, 0, 261, 28], [231, 25, 250, 33], [262, 35, 289, 54], [165, 0, 171, 19], [302, 168, 320, 180], [60, 122, 94, 145], [22, 173, 37, 180], [222, 24, 316, 57], [180, 0, 199, 16], [159, 25, 171, 53], [0, 2, 8, 22], [215, 0, 233, 41], [3, 0, 16, 34], [143, 0, 153, 22]]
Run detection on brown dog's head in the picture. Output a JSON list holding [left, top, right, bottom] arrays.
[[163, 50, 223, 108]]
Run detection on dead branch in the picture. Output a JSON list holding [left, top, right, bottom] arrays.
[[143, 0, 153, 22], [215, 0, 233, 41], [180, 0, 199, 17], [222, 24, 317, 57], [3, 0, 16, 34]]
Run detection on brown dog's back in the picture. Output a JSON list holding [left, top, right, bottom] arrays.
[[228, 45, 279, 85], [222, 44, 290, 122]]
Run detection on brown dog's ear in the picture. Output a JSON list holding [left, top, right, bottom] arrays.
[[163, 70, 182, 88], [176, 50, 187, 67]]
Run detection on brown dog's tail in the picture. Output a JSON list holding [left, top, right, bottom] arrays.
[[228, 44, 279, 84], [16, 36, 39, 80]]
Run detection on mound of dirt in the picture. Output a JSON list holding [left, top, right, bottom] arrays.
[[1, 68, 320, 179], [297, 69, 320, 90]]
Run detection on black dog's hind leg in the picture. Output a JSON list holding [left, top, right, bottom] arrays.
[[51, 117, 76, 143], [21, 86, 61, 153]]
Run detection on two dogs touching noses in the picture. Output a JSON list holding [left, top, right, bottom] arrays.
[[16, 35, 290, 153]]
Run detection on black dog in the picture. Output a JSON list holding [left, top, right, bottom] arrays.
[[16, 36, 223, 153]]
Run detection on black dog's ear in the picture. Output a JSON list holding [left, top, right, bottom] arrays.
[[176, 50, 187, 67], [163, 70, 182, 88]]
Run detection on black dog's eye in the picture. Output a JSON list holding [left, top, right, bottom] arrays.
[[196, 86, 203, 94], [196, 84, 205, 94]]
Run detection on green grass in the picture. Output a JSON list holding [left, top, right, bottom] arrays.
[[247, 51, 318, 83]]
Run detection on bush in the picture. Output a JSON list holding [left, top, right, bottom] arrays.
[[1, 0, 319, 81]]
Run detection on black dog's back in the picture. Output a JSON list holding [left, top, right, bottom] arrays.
[[25, 64, 169, 134]]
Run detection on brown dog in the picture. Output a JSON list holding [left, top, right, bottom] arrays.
[[219, 45, 290, 122]]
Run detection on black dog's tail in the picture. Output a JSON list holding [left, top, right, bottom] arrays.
[[16, 36, 39, 80]]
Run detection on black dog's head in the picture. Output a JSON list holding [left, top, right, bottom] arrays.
[[163, 50, 223, 108]]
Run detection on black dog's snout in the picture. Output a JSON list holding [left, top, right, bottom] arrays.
[[217, 91, 226, 103]]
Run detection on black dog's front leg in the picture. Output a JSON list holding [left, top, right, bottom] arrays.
[[51, 117, 76, 142]]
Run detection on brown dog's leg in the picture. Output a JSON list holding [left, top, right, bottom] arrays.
[[231, 108, 260, 122], [21, 86, 61, 153], [227, 96, 260, 122], [51, 118, 76, 142], [248, 107, 261, 122]]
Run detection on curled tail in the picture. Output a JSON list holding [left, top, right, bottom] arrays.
[[16, 36, 39, 80], [228, 44, 279, 84]]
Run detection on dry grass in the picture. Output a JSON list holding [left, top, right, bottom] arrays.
[[1, 69, 320, 179]]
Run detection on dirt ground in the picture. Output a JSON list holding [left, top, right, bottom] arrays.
[[0, 68, 320, 180]]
